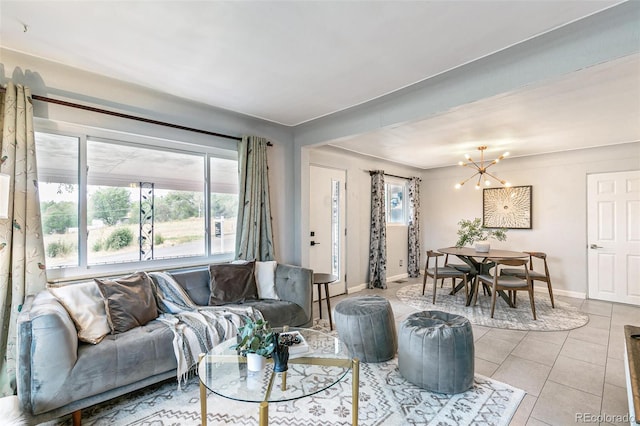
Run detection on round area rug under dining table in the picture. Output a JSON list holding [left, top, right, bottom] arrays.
[[397, 283, 589, 331]]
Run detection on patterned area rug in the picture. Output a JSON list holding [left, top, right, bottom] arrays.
[[51, 358, 524, 426], [397, 282, 589, 331]]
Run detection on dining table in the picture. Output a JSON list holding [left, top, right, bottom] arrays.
[[437, 247, 529, 306]]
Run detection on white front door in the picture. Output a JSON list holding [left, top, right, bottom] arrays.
[[309, 165, 346, 298], [587, 170, 640, 305]]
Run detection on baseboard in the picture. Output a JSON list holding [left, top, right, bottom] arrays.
[[346, 273, 410, 295], [347, 283, 368, 294], [533, 284, 585, 299], [387, 273, 409, 282]]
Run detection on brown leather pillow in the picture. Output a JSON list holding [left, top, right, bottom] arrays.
[[95, 272, 159, 334], [209, 261, 258, 306]]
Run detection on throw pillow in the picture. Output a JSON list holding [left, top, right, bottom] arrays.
[[209, 261, 258, 306], [95, 272, 159, 334], [255, 260, 278, 300], [48, 281, 111, 344]]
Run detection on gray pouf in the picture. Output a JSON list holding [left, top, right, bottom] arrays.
[[398, 311, 474, 394], [334, 295, 397, 362]]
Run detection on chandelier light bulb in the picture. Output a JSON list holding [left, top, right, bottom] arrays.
[[474, 184, 481, 190], [484, 180, 491, 186], [455, 183, 462, 189]]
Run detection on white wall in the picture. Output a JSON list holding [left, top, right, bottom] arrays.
[[1, 48, 298, 264], [422, 142, 640, 298], [307, 145, 421, 291]]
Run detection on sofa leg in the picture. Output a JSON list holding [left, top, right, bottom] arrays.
[[72, 410, 81, 426]]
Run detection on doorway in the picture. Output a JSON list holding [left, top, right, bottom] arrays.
[[587, 170, 640, 305], [309, 165, 347, 298]]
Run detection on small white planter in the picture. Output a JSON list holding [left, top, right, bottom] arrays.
[[246, 353, 266, 372], [474, 242, 490, 252]]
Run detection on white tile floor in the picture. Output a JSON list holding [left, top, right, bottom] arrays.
[[319, 276, 639, 426]]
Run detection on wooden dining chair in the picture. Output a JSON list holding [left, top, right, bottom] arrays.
[[501, 251, 554, 308], [476, 258, 536, 320], [423, 250, 468, 304]]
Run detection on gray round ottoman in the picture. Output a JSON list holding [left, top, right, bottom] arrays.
[[398, 311, 474, 394], [334, 295, 397, 362]]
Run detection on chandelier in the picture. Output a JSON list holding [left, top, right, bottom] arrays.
[[455, 146, 511, 190]]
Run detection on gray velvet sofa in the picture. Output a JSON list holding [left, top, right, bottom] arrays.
[[16, 263, 312, 425]]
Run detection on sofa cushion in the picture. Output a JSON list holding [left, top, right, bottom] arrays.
[[209, 262, 258, 306], [95, 272, 159, 334], [168, 268, 210, 306], [242, 299, 308, 328], [48, 281, 110, 344], [32, 320, 177, 415]]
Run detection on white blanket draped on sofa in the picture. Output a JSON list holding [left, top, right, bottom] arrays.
[[149, 272, 263, 386]]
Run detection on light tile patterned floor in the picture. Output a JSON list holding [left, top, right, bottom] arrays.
[[316, 276, 639, 426]]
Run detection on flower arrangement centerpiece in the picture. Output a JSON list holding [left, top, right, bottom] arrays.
[[234, 318, 276, 371], [455, 218, 507, 252]]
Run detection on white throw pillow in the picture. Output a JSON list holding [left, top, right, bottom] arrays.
[[48, 281, 111, 344], [255, 261, 278, 300]]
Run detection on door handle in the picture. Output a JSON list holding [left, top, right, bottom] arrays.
[[590, 244, 603, 249], [310, 241, 320, 246]]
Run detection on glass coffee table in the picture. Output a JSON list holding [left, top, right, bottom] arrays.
[[198, 327, 359, 426]]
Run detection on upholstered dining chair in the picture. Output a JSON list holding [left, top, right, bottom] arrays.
[[423, 250, 469, 304], [440, 253, 472, 288], [476, 258, 536, 320], [501, 251, 554, 308]]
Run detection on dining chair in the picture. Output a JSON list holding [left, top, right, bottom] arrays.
[[475, 258, 536, 320], [440, 253, 472, 288], [501, 251, 554, 308], [423, 250, 468, 304]]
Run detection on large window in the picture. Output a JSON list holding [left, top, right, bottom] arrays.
[[35, 128, 238, 277]]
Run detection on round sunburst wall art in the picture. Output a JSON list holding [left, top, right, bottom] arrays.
[[483, 185, 532, 229]]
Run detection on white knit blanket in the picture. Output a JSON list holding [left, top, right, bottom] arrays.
[[148, 271, 262, 387]]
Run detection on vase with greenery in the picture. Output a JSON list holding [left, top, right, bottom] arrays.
[[455, 218, 507, 252], [234, 318, 276, 371]]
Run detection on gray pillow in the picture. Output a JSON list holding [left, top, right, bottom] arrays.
[[209, 261, 258, 306], [95, 272, 159, 334]]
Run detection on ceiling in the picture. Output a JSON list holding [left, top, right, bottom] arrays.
[[1, 0, 638, 170]]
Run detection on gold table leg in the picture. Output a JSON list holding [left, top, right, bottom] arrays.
[[199, 353, 207, 426], [352, 357, 359, 426], [259, 401, 269, 426]]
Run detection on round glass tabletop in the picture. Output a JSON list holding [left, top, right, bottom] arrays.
[[198, 327, 351, 403]]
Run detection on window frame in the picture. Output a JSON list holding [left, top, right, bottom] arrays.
[[35, 119, 239, 281], [385, 177, 409, 226]]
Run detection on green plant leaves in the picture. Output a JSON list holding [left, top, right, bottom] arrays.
[[455, 218, 507, 247], [233, 317, 276, 357]]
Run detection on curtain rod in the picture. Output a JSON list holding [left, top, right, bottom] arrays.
[[0, 87, 273, 146], [367, 170, 419, 181]]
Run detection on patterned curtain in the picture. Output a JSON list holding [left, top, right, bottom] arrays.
[[0, 82, 47, 396], [407, 177, 421, 277], [368, 170, 386, 289], [235, 135, 275, 261]]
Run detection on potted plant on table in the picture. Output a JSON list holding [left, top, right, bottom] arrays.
[[234, 318, 276, 371], [455, 218, 507, 252]]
